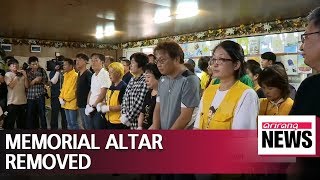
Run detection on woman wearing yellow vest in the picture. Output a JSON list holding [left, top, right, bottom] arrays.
[[258, 65, 293, 115], [194, 40, 259, 130], [96, 62, 128, 129]]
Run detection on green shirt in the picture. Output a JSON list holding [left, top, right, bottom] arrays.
[[213, 74, 254, 88]]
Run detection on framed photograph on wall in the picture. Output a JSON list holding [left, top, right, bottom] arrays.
[[1, 44, 12, 52], [31, 45, 41, 52]]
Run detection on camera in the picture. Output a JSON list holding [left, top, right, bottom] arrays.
[[46, 55, 64, 71], [22, 62, 29, 71], [16, 72, 23, 77]]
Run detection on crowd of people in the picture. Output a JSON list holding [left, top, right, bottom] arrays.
[[0, 5, 319, 180], [0, 38, 307, 131]]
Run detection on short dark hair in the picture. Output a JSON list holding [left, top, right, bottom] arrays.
[[198, 56, 210, 72], [130, 52, 148, 69], [7, 58, 19, 66], [144, 63, 162, 80], [4, 56, 15, 63], [261, 52, 276, 64], [258, 65, 290, 99], [76, 53, 89, 61], [91, 53, 105, 62], [307, 7, 320, 29], [154, 40, 184, 63], [28, 56, 39, 64], [184, 63, 195, 73], [246, 59, 262, 76], [56, 55, 65, 61], [213, 40, 246, 79], [121, 59, 131, 66], [187, 58, 196, 67], [106, 55, 115, 62], [274, 61, 285, 70], [64, 58, 74, 66], [148, 54, 156, 59]]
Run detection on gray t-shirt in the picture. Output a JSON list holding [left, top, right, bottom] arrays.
[[157, 70, 200, 129]]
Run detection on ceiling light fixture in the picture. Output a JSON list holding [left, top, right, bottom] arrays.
[[95, 26, 104, 39], [154, 8, 172, 24], [95, 23, 116, 39], [104, 24, 115, 36], [175, 1, 199, 19], [153, 1, 199, 24]]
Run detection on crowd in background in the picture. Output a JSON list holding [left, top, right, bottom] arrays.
[[0, 39, 302, 131], [0, 5, 319, 180]]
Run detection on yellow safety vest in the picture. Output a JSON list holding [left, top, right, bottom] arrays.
[[259, 98, 293, 115], [199, 81, 250, 130], [105, 89, 121, 124]]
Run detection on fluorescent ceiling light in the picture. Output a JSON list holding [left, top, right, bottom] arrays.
[[176, 1, 199, 19], [154, 8, 171, 24], [104, 24, 115, 36], [95, 24, 116, 39], [95, 26, 104, 39], [97, 12, 116, 20]]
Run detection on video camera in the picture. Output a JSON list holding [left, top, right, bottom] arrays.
[[46, 55, 64, 72]]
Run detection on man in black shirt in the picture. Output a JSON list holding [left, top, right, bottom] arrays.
[[49, 65, 67, 129], [0, 68, 7, 129], [75, 53, 92, 129], [121, 59, 133, 84], [289, 6, 320, 180]]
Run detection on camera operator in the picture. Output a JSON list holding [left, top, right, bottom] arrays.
[[4, 58, 28, 129], [0, 68, 8, 129], [49, 57, 67, 130], [26, 56, 49, 129]]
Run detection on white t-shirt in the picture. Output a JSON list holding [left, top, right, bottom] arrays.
[[89, 68, 111, 105], [194, 88, 259, 129]]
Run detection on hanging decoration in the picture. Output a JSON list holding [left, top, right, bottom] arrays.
[[0, 17, 306, 50], [0, 38, 116, 50], [118, 17, 307, 49]]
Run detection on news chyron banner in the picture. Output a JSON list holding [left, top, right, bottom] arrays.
[[0, 116, 319, 175], [258, 115, 316, 156]]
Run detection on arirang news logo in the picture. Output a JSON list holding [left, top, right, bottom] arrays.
[[258, 116, 316, 155]]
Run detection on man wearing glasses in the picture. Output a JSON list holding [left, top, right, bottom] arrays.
[[150, 41, 200, 131], [289, 6, 320, 180]]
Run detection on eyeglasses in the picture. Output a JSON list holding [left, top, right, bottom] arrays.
[[210, 58, 233, 65], [156, 58, 168, 65], [301, 31, 320, 43]]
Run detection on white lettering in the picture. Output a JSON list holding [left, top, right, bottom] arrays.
[[47, 134, 61, 150], [6, 134, 20, 149], [43, 154, 56, 170], [105, 134, 119, 149], [90, 134, 100, 149], [79, 154, 91, 169], [61, 134, 73, 149], [128, 134, 139, 149], [56, 154, 68, 169], [138, 134, 152, 149], [32, 134, 47, 149], [68, 154, 78, 170], [5, 154, 91, 170], [21, 134, 31, 150], [6, 154, 16, 169], [28, 154, 42, 169], [152, 134, 163, 149]]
